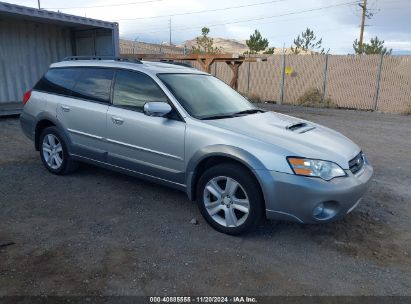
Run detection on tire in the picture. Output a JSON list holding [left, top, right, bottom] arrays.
[[197, 163, 264, 235], [39, 126, 78, 175]]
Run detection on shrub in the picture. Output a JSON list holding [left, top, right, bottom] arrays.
[[402, 104, 411, 115], [239, 92, 262, 103], [248, 93, 262, 103], [297, 88, 337, 108]]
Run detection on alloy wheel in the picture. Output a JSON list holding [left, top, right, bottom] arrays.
[[203, 176, 250, 227], [42, 134, 64, 170]]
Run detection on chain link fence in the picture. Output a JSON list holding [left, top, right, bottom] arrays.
[[120, 41, 411, 114], [120, 40, 187, 55], [212, 54, 411, 114]]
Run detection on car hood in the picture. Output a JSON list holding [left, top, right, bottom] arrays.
[[203, 111, 361, 169]]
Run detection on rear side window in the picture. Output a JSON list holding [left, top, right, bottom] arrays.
[[34, 68, 81, 96], [113, 70, 168, 111], [71, 68, 114, 103]]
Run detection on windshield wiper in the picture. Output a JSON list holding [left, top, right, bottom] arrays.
[[199, 114, 237, 120], [232, 109, 265, 116], [199, 109, 265, 120]]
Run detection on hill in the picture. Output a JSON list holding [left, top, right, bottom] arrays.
[[178, 37, 312, 55], [178, 38, 249, 54]]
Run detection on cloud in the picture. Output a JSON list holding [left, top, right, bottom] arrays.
[[224, 25, 253, 40], [385, 40, 411, 51], [4, 0, 411, 54]]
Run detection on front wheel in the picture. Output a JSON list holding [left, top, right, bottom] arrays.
[[197, 163, 264, 235]]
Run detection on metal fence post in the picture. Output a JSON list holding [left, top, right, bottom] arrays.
[[373, 53, 384, 111], [247, 55, 251, 96], [279, 52, 286, 105], [322, 54, 329, 102]]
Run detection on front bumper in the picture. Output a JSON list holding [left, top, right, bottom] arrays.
[[258, 163, 373, 223]]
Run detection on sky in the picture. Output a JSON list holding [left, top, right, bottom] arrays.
[[6, 0, 411, 54]]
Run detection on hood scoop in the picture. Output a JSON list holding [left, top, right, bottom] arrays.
[[286, 122, 316, 134]]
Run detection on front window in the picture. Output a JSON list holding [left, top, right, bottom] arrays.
[[158, 74, 258, 119], [113, 70, 168, 112]]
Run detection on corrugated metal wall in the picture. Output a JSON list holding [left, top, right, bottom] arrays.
[[75, 29, 116, 56], [0, 18, 73, 103]]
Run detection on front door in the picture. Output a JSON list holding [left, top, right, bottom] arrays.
[[106, 70, 186, 185]]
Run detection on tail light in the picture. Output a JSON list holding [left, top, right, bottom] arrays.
[[22, 90, 32, 106]]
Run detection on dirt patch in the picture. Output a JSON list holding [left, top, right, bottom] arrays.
[[303, 209, 410, 270], [0, 110, 410, 295]]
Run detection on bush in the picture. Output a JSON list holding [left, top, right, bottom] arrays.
[[239, 92, 262, 103], [297, 88, 337, 108], [248, 93, 262, 103], [402, 104, 411, 115]]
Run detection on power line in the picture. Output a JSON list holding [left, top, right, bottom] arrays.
[[45, 0, 167, 10], [114, 0, 289, 21], [137, 1, 358, 33], [129, 8, 350, 35], [132, 9, 334, 33], [128, 1, 358, 35]]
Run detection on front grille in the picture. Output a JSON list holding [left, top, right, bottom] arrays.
[[349, 152, 364, 174]]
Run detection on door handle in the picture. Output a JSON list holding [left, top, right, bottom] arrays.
[[111, 116, 124, 125], [61, 105, 71, 112]]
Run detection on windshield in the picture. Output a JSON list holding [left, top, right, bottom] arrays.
[[157, 73, 257, 119]]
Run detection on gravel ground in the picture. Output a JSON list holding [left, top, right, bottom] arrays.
[[0, 105, 410, 296]]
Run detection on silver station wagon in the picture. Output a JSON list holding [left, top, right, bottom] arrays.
[[20, 57, 373, 235]]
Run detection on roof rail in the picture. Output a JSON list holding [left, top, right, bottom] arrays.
[[63, 56, 142, 64], [159, 60, 193, 68]]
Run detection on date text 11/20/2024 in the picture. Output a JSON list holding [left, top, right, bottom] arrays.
[[150, 297, 258, 303]]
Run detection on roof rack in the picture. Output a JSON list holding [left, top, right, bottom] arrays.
[[159, 60, 193, 68], [63, 56, 142, 64]]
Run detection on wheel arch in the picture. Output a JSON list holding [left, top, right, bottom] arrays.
[[35, 119, 55, 150], [186, 145, 267, 202], [34, 113, 72, 152]]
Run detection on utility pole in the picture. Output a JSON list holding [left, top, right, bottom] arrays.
[[134, 37, 138, 54], [359, 0, 368, 49], [37, 0, 41, 9], [169, 18, 172, 46]]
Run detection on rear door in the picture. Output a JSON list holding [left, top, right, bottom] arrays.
[[106, 70, 186, 185], [57, 67, 114, 161]]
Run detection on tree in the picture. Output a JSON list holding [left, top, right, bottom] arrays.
[[353, 36, 392, 55], [192, 27, 222, 54], [246, 30, 269, 54], [263, 47, 275, 54], [291, 28, 328, 54]]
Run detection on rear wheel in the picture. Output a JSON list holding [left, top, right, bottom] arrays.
[[197, 163, 264, 235], [39, 127, 78, 175]]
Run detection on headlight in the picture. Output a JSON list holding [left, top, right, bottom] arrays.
[[287, 157, 346, 181]]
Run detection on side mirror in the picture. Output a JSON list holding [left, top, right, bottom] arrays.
[[143, 102, 172, 117]]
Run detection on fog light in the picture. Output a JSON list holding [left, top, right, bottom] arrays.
[[312, 201, 339, 221], [313, 203, 325, 218]]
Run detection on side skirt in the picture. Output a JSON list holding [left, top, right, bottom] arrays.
[[70, 154, 187, 193]]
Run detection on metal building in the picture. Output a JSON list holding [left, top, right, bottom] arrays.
[[0, 1, 119, 115]]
